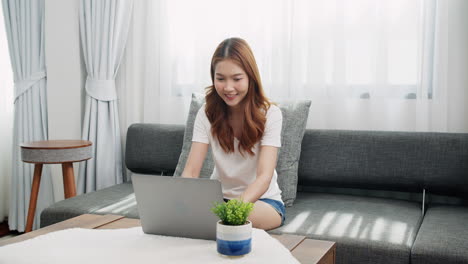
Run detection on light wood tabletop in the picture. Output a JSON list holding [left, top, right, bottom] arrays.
[[20, 140, 92, 149]]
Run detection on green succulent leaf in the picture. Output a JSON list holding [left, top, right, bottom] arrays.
[[211, 199, 254, 225]]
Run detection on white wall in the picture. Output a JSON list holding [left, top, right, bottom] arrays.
[[45, 0, 85, 201]]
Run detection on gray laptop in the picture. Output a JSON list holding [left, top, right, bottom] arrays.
[[132, 174, 224, 240]]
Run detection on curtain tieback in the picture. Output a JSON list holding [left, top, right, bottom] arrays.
[[85, 77, 117, 101], [14, 71, 46, 103]]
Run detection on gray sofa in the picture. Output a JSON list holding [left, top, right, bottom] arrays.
[[41, 124, 468, 264]]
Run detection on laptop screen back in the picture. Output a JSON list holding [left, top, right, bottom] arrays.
[[132, 174, 223, 240]]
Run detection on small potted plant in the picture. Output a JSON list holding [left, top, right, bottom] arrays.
[[211, 199, 254, 256]]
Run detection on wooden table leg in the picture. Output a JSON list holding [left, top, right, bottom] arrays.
[[62, 162, 77, 198], [25, 164, 43, 233]]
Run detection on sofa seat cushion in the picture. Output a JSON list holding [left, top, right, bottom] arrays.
[[40, 182, 137, 228], [269, 192, 423, 264], [411, 205, 468, 264]]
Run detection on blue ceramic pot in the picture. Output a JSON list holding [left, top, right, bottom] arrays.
[[216, 220, 252, 256]]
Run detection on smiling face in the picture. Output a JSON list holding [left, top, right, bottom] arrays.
[[214, 59, 249, 110]]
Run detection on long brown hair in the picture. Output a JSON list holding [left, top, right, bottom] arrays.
[[205, 38, 271, 155]]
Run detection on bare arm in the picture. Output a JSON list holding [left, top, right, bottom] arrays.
[[241, 146, 278, 203], [181, 142, 209, 178]]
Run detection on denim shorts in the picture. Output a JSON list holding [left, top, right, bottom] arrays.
[[259, 198, 286, 226], [224, 198, 286, 226]]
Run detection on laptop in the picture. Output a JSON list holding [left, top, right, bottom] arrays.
[[132, 174, 224, 240]]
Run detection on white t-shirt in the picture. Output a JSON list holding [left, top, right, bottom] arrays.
[[192, 104, 283, 203]]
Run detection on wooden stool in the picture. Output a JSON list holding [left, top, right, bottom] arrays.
[[20, 140, 92, 232]]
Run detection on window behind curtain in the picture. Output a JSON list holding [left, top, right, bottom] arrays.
[[164, 0, 427, 100], [117, 0, 446, 132]]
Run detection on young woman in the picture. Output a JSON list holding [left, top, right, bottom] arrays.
[[182, 38, 285, 230]]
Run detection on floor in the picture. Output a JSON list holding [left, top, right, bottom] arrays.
[[0, 221, 19, 242], [0, 234, 15, 241]]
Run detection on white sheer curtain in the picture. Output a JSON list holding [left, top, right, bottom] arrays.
[[2, 0, 52, 231], [78, 0, 133, 193], [117, 0, 450, 143], [0, 2, 13, 223]]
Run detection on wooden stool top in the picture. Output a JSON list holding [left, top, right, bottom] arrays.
[[20, 140, 92, 149], [20, 140, 93, 164]]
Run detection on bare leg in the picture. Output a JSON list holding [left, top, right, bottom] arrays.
[[248, 200, 282, 230]]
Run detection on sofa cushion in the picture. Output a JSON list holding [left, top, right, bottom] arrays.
[[269, 192, 423, 264], [411, 205, 468, 264], [125, 124, 185, 175], [173, 93, 215, 178], [173, 93, 311, 206], [40, 182, 137, 228], [275, 100, 311, 206], [298, 130, 468, 196]]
